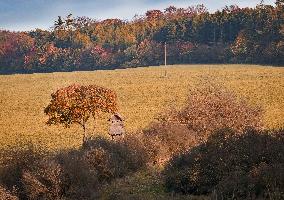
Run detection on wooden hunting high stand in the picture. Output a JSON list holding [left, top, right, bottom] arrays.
[[108, 113, 125, 140]]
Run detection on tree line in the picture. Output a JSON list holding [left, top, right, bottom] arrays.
[[0, 1, 283, 73]]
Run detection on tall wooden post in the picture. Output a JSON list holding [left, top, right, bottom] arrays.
[[164, 42, 167, 77], [164, 42, 167, 66]]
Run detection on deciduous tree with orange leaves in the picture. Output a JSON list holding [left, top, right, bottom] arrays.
[[44, 84, 118, 142]]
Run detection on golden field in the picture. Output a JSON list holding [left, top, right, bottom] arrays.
[[0, 64, 284, 151]]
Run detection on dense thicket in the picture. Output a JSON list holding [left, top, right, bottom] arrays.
[[0, 136, 148, 199], [163, 128, 284, 199], [0, 1, 283, 73], [142, 83, 263, 165]]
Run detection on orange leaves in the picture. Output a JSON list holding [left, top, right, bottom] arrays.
[[231, 31, 249, 55], [146, 10, 163, 20], [44, 84, 118, 130]]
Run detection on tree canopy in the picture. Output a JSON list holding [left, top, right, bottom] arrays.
[[0, 2, 283, 73], [44, 84, 118, 142]]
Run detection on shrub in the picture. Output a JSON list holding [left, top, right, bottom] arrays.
[[0, 185, 18, 200], [0, 136, 148, 200], [53, 136, 148, 199], [163, 128, 284, 199], [21, 159, 64, 200], [169, 83, 263, 140], [141, 83, 263, 165], [56, 149, 100, 199], [142, 122, 198, 165], [214, 163, 284, 199], [0, 145, 67, 200], [82, 136, 148, 182], [0, 144, 44, 197]]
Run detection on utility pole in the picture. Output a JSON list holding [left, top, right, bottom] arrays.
[[164, 42, 167, 77], [164, 42, 167, 66]]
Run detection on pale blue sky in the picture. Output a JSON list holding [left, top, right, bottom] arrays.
[[0, 0, 276, 31]]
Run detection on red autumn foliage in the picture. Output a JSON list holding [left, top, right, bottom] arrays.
[[0, 31, 34, 71]]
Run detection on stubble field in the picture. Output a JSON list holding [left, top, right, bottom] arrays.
[[0, 64, 283, 151]]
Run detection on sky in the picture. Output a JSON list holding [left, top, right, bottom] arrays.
[[0, 0, 276, 31]]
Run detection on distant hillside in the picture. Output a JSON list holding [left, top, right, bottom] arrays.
[[0, 1, 283, 74]]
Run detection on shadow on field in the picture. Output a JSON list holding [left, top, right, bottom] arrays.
[[0, 135, 148, 199], [164, 128, 284, 200]]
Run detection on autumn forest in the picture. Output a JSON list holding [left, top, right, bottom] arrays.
[[0, 1, 283, 74]]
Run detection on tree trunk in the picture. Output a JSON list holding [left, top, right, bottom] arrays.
[[82, 123, 87, 143], [92, 116, 96, 134]]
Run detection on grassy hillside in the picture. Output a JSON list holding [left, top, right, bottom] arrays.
[[0, 64, 284, 151]]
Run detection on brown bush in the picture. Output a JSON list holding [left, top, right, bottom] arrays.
[[56, 149, 100, 199], [142, 122, 198, 165], [55, 135, 148, 199], [214, 163, 284, 199], [0, 144, 44, 197], [163, 128, 284, 199], [0, 186, 18, 200], [0, 144, 67, 200], [0, 144, 99, 199], [142, 83, 263, 166], [172, 83, 263, 140], [0, 135, 148, 200], [21, 159, 63, 200], [82, 136, 148, 182]]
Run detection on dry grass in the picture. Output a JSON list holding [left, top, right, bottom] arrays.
[[0, 64, 284, 151]]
